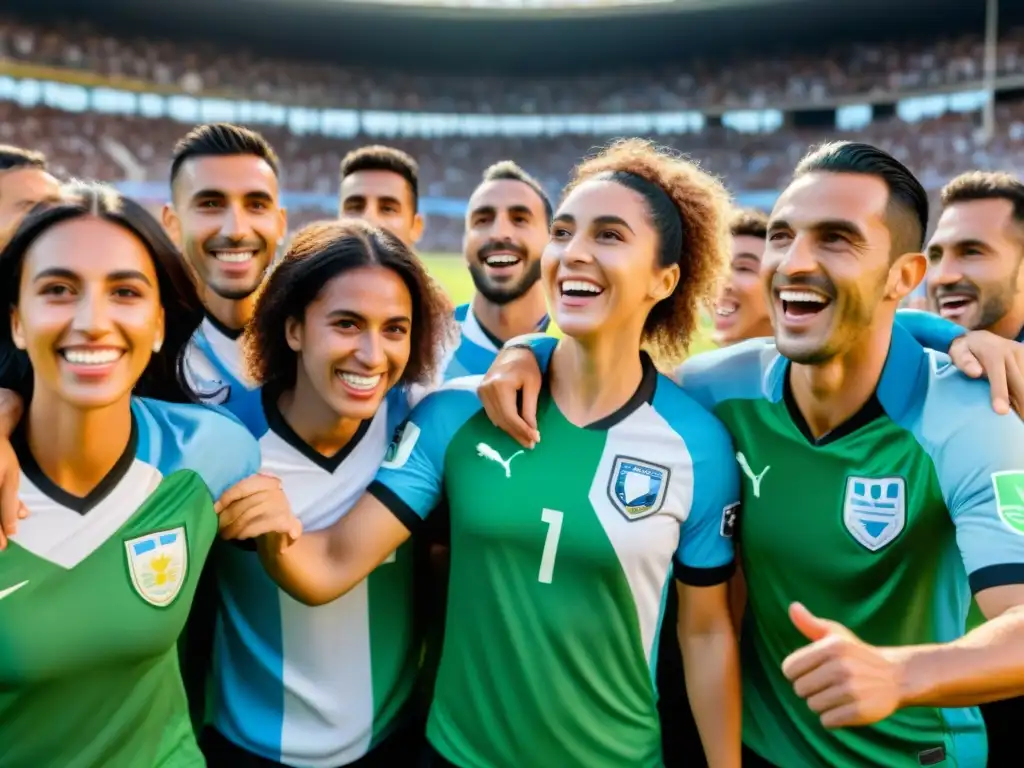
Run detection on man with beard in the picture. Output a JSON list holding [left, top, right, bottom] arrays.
[[712, 208, 774, 346], [444, 161, 551, 379], [339, 145, 423, 248], [927, 171, 1024, 344], [477, 142, 1024, 767], [162, 122, 287, 420], [0, 146, 60, 246]]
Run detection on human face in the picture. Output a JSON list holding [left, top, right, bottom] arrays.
[[544, 179, 677, 343], [713, 233, 771, 345], [10, 217, 164, 410], [165, 155, 285, 301], [764, 172, 899, 364], [339, 170, 422, 247], [926, 199, 1024, 331], [464, 179, 549, 306], [0, 168, 60, 241], [285, 265, 412, 423]]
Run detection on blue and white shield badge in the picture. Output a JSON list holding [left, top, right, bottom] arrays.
[[843, 476, 906, 552], [124, 527, 189, 607], [609, 456, 670, 521]]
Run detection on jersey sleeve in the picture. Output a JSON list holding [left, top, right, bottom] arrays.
[[674, 419, 739, 587], [895, 309, 965, 353], [505, 332, 557, 372], [368, 380, 484, 534], [923, 371, 1024, 594], [675, 338, 776, 412]]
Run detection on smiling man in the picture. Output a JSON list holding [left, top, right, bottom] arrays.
[[338, 145, 423, 248], [162, 123, 287, 419], [712, 208, 773, 346], [927, 171, 1024, 343], [445, 161, 552, 378]]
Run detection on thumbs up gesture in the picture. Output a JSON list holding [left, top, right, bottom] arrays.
[[781, 602, 905, 729]]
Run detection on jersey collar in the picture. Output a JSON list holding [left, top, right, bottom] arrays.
[[540, 351, 657, 431], [770, 322, 929, 445]]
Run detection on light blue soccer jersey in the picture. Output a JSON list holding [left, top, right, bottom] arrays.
[[677, 325, 1024, 767], [441, 303, 550, 380], [211, 386, 418, 768], [368, 357, 738, 767], [182, 316, 262, 425], [0, 398, 260, 768]]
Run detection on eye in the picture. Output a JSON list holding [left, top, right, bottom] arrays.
[[384, 323, 409, 335], [768, 231, 791, 243], [550, 226, 571, 240], [334, 319, 359, 330], [596, 229, 623, 242], [41, 283, 73, 297], [821, 232, 850, 246], [197, 199, 222, 209], [112, 286, 143, 299]]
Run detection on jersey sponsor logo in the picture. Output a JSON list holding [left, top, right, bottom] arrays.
[[475, 442, 524, 478], [992, 470, 1024, 535], [608, 456, 670, 521], [382, 420, 421, 469], [720, 502, 740, 538], [124, 527, 189, 607], [843, 476, 906, 552], [736, 452, 770, 498], [182, 346, 231, 405], [0, 580, 28, 602]]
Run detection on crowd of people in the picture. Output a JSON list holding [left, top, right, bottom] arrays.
[[0, 13, 1024, 768]]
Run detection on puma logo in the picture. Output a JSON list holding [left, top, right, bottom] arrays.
[[476, 443, 524, 479], [736, 452, 770, 498]]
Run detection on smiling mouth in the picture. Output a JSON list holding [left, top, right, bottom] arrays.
[[778, 288, 831, 320], [209, 249, 257, 264], [715, 298, 738, 318], [560, 279, 604, 299], [60, 347, 125, 366], [483, 252, 522, 270], [936, 294, 975, 315], [336, 371, 382, 392]]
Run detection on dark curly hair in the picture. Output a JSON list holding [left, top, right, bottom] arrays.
[[564, 138, 731, 364], [0, 180, 203, 403], [244, 219, 453, 391]]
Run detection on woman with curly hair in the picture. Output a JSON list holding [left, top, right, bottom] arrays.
[[220, 140, 742, 767], [205, 218, 453, 768]]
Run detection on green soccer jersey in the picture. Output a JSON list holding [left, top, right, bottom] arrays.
[[0, 398, 260, 768], [678, 325, 1024, 768], [370, 355, 739, 768]]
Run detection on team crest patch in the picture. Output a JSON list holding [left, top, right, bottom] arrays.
[[992, 471, 1024, 536], [843, 476, 906, 552], [608, 456, 670, 521], [720, 502, 740, 538], [124, 527, 188, 607]]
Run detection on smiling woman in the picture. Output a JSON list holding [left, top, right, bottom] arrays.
[[0, 180, 262, 768]]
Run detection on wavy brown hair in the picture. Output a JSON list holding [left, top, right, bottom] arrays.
[[244, 219, 453, 392], [564, 138, 732, 364]]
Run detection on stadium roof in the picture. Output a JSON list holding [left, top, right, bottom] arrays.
[[16, 0, 1015, 76]]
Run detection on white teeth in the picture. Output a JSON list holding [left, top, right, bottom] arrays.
[[779, 290, 828, 304], [212, 251, 256, 263], [562, 280, 603, 295], [339, 372, 381, 391], [715, 306, 737, 317], [485, 255, 519, 266], [63, 349, 122, 365]]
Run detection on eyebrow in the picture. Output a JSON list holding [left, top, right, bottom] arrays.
[[470, 205, 496, 219], [191, 188, 274, 202], [733, 251, 762, 262], [551, 213, 635, 233], [326, 309, 412, 324], [33, 267, 153, 286], [769, 218, 865, 239]]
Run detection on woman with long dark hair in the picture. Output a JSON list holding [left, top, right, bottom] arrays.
[[0, 181, 261, 768], [206, 219, 452, 768]]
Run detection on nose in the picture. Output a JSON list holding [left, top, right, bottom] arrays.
[[775, 232, 819, 279], [561, 232, 593, 265], [72, 287, 112, 336], [219, 202, 247, 240], [354, 331, 386, 371]]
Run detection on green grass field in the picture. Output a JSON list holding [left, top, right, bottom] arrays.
[[420, 252, 717, 356]]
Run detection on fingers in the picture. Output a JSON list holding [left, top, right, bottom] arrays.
[[0, 442, 24, 550], [215, 473, 281, 513], [948, 339, 983, 378], [520, 374, 542, 445], [984, 354, 1011, 416], [818, 701, 864, 729], [482, 377, 535, 450], [1005, 350, 1024, 418], [217, 493, 265, 533], [219, 497, 300, 542], [782, 635, 845, 681]]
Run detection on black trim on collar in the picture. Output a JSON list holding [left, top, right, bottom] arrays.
[[783, 371, 885, 447], [203, 312, 245, 341], [14, 413, 139, 515], [262, 387, 372, 474], [542, 352, 658, 431]]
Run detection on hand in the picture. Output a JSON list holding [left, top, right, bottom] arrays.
[[0, 437, 28, 551], [781, 602, 904, 728], [215, 473, 303, 552], [478, 346, 543, 450], [949, 332, 1024, 417]]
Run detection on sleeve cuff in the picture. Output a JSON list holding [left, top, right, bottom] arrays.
[[367, 480, 426, 534], [969, 563, 1024, 593], [674, 559, 736, 587]]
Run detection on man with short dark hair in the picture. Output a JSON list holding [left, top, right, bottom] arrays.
[[712, 208, 773, 346], [339, 145, 423, 247], [161, 122, 287, 414], [927, 170, 1024, 343], [0, 145, 59, 245]]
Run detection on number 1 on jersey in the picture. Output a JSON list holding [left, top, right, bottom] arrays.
[[538, 508, 564, 584]]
